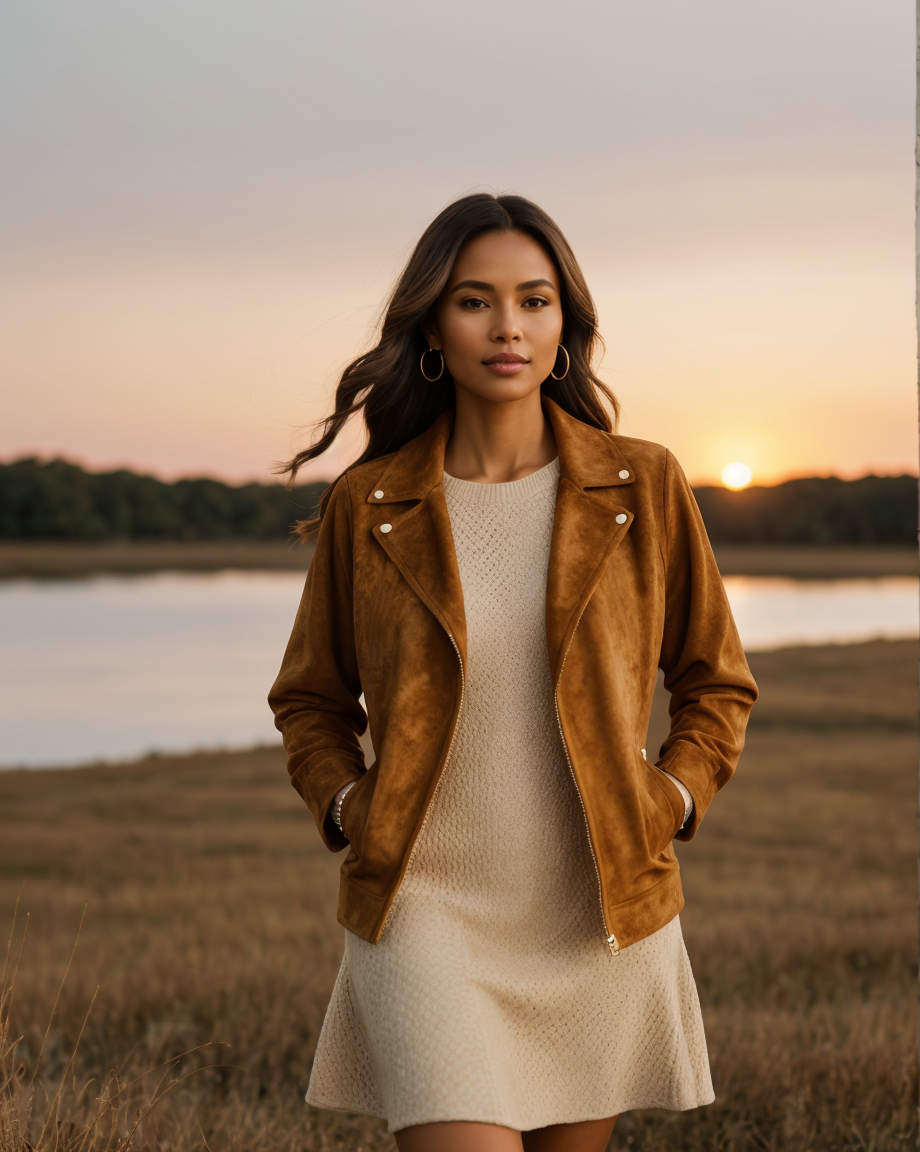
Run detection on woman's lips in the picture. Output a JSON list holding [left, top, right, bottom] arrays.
[[483, 356, 529, 376], [484, 362, 527, 375]]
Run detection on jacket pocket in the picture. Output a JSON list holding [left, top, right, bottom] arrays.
[[339, 761, 378, 856], [637, 750, 682, 856]]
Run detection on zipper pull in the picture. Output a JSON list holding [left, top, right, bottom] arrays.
[[606, 933, 620, 957]]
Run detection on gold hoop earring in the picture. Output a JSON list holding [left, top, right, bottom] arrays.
[[420, 347, 445, 382], [550, 344, 570, 380]]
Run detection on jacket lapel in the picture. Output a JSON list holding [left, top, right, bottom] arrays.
[[366, 407, 469, 664], [542, 396, 636, 685]]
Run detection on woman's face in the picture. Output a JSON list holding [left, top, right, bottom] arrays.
[[424, 229, 564, 403]]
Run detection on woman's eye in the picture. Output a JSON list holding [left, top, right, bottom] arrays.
[[460, 298, 488, 310], [523, 296, 549, 308]]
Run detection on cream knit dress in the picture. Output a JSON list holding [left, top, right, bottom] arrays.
[[306, 456, 714, 1133]]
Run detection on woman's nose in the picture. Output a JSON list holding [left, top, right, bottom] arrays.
[[490, 305, 522, 343]]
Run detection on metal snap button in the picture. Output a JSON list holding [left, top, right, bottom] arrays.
[[615, 513, 628, 524], [374, 490, 384, 499], [380, 523, 392, 533], [618, 470, 630, 479]]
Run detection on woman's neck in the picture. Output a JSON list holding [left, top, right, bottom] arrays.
[[443, 389, 558, 484]]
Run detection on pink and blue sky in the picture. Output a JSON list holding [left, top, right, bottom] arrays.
[[1, 0, 915, 486]]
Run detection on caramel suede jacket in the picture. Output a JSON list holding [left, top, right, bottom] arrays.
[[268, 394, 758, 954]]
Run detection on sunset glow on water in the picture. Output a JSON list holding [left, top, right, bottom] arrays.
[[0, 571, 916, 769]]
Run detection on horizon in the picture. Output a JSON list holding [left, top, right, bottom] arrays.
[[3, 449, 916, 492]]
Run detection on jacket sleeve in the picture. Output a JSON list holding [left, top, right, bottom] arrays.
[[656, 449, 758, 841], [267, 472, 367, 852]]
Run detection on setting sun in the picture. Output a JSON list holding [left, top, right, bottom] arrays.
[[721, 462, 753, 490]]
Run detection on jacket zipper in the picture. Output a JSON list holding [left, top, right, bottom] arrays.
[[554, 617, 621, 958], [375, 629, 466, 941]]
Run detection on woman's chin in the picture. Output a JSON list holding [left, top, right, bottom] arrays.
[[455, 373, 545, 405]]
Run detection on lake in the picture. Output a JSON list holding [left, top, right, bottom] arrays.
[[1, 571, 917, 768]]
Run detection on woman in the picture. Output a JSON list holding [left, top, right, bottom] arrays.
[[269, 193, 758, 1152]]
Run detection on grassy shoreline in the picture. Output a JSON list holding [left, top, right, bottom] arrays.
[[0, 637, 916, 1149], [0, 539, 916, 580]]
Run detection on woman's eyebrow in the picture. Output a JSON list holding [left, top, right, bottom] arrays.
[[450, 278, 557, 293]]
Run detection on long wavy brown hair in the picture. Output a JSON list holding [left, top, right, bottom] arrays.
[[280, 192, 619, 536]]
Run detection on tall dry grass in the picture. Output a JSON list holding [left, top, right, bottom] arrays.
[[1, 901, 240, 1150], [0, 638, 916, 1150]]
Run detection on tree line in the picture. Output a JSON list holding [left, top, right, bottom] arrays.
[[693, 475, 916, 546], [0, 457, 328, 542], [0, 457, 916, 546]]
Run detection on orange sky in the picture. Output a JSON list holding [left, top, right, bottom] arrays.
[[1, 1, 916, 488]]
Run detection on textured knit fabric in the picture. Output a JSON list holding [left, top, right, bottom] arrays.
[[305, 455, 714, 1133]]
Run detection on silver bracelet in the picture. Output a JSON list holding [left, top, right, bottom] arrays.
[[331, 780, 358, 832]]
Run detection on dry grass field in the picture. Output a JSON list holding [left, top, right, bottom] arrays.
[[0, 638, 916, 1151]]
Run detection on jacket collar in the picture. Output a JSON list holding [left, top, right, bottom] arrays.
[[544, 395, 637, 492], [367, 394, 635, 504]]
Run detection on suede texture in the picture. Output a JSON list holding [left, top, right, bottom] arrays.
[[268, 395, 759, 949]]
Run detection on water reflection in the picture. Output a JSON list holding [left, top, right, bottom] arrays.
[[1, 571, 916, 768], [723, 575, 918, 651]]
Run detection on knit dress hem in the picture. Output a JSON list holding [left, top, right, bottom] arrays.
[[305, 1093, 717, 1136]]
